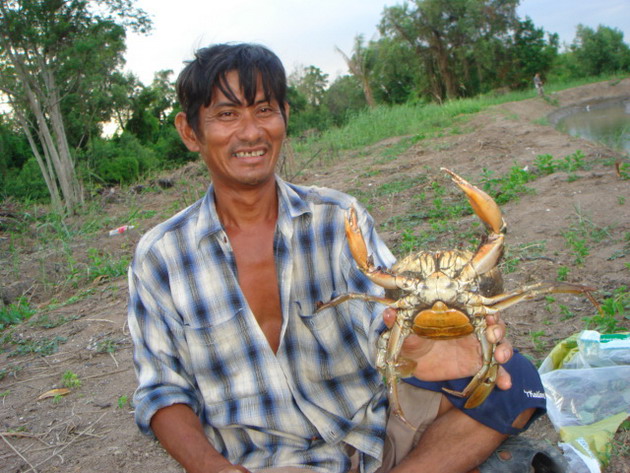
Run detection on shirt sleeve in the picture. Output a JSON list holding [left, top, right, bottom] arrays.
[[127, 249, 201, 436]]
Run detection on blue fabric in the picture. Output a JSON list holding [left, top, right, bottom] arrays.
[[403, 350, 547, 435]]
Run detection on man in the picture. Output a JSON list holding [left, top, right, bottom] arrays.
[[128, 43, 551, 473], [534, 73, 545, 97]]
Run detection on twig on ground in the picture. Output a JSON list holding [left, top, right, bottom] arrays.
[[20, 412, 108, 473], [0, 433, 39, 472]]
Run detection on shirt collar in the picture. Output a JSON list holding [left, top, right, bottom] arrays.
[[194, 175, 312, 247]]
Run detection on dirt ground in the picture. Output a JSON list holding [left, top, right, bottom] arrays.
[[1, 79, 629, 472]]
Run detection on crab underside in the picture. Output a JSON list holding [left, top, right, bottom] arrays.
[[317, 168, 598, 427]]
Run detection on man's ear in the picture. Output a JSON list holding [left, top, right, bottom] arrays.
[[175, 112, 201, 152]]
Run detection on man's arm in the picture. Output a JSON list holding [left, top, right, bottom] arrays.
[[151, 404, 251, 473]]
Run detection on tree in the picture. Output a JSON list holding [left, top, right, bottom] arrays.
[[336, 35, 376, 107], [379, 0, 520, 101], [571, 25, 630, 76], [286, 66, 332, 135], [501, 17, 558, 89], [288, 65, 329, 106], [0, 0, 151, 213]]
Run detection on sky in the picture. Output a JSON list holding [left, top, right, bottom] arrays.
[[124, 0, 630, 86]]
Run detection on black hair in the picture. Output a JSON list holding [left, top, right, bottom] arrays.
[[176, 43, 288, 134]]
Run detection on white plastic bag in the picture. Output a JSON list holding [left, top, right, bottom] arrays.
[[539, 331, 630, 473]]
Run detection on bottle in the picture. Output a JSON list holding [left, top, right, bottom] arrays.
[[108, 225, 135, 236]]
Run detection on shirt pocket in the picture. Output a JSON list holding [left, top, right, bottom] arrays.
[[183, 319, 270, 404]]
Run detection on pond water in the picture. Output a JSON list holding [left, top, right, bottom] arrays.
[[549, 97, 630, 154]]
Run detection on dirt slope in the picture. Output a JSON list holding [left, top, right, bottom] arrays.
[[1, 79, 629, 472]]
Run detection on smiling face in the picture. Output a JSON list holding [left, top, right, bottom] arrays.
[[176, 70, 288, 191]]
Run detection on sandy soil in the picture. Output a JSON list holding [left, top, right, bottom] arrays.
[[1, 79, 629, 472]]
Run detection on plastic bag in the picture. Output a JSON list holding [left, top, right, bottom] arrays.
[[539, 330, 630, 473]]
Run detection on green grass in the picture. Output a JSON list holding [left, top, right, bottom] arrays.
[[0, 298, 36, 330]]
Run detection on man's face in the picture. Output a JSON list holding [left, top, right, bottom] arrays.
[[181, 70, 287, 190]]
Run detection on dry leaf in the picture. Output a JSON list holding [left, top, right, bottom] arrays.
[[37, 388, 71, 400]]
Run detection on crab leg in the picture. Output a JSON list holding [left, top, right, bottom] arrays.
[[471, 281, 598, 314], [344, 207, 418, 291], [441, 168, 505, 234], [442, 319, 499, 408], [378, 315, 417, 428], [441, 168, 506, 280], [316, 293, 397, 312]]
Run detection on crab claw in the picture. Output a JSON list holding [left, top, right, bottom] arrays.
[[344, 207, 399, 290], [441, 168, 505, 234]]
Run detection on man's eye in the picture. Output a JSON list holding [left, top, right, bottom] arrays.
[[218, 111, 237, 119]]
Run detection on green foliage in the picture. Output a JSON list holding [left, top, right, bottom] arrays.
[[7, 335, 67, 357], [0, 298, 36, 330], [571, 25, 630, 76], [533, 150, 589, 180], [583, 286, 630, 333], [86, 248, 130, 281], [118, 395, 129, 409], [62, 371, 81, 389], [1, 157, 50, 202], [480, 166, 536, 204], [504, 18, 559, 89]]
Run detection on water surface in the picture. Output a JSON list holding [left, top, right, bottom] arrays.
[[549, 98, 630, 153]]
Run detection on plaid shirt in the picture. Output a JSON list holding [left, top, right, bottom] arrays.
[[128, 177, 396, 473]]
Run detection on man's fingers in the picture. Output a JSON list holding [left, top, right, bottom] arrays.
[[495, 365, 512, 390], [494, 339, 513, 365]]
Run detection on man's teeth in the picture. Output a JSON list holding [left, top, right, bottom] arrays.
[[235, 150, 264, 158]]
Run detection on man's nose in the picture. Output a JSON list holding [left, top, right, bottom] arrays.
[[237, 110, 263, 142]]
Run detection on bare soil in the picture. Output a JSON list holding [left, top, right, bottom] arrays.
[[1, 79, 629, 472]]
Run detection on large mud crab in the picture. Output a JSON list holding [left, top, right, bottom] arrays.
[[317, 168, 597, 425]]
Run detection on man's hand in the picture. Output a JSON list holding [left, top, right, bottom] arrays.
[[382, 309, 513, 390]]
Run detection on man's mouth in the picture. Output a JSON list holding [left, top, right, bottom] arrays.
[[234, 149, 265, 158]]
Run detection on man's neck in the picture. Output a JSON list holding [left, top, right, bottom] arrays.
[[213, 177, 279, 231]]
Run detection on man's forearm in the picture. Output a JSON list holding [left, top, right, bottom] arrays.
[[151, 403, 249, 473]]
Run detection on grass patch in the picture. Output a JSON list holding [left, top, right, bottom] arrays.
[[0, 298, 36, 330]]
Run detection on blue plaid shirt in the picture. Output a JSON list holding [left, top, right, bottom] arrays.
[[128, 177, 396, 473]]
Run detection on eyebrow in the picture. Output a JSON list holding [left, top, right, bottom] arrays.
[[212, 98, 272, 108]]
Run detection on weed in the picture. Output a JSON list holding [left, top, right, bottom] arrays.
[[530, 330, 547, 353], [544, 296, 556, 313], [29, 313, 80, 329], [0, 364, 23, 381], [117, 395, 129, 409], [534, 154, 556, 175], [0, 298, 36, 330], [8, 336, 67, 358], [557, 266, 569, 281], [62, 370, 82, 389], [86, 248, 130, 281], [376, 179, 415, 196], [480, 166, 535, 205], [583, 286, 630, 333], [562, 211, 612, 265], [533, 150, 589, 177], [499, 241, 547, 274], [558, 305, 575, 320], [0, 390, 9, 398], [96, 338, 120, 353], [619, 196, 626, 205], [616, 161, 630, 180]]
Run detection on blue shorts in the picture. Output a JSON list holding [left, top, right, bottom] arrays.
[[402, 350, 546, 435]]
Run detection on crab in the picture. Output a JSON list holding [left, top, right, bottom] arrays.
[[317, 167, 598, 426]]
